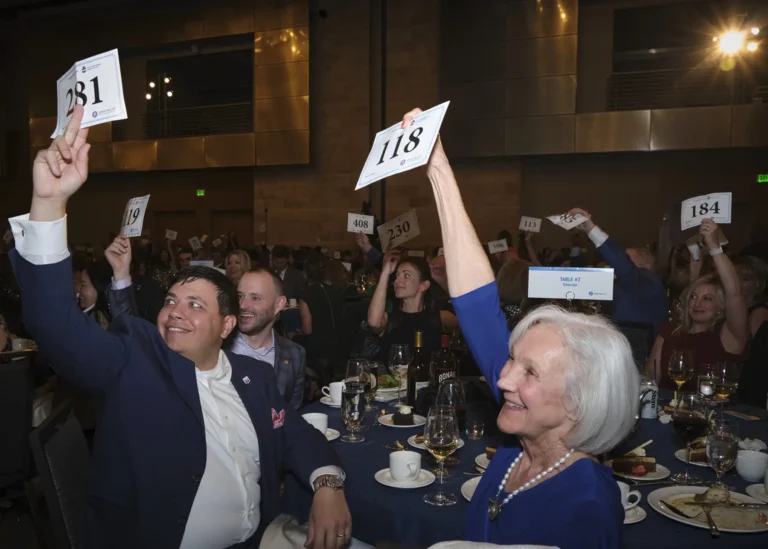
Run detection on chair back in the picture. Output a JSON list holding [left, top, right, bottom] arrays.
[[616, 321, 654, 372], [0, 356, 34, 487], [29, 400, 90, 549]]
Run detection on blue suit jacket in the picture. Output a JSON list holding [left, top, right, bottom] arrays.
[[597, 237, 669, 334], [11, 251, 339, 549]]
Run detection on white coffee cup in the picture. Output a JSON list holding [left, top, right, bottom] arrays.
[[289, 298, 298, 308], [390, 451, 421, 483], [302, 413, 328, 435], [322, 382, 344, 403], [736, 450, 768, 483], [11, 338, 31, 351], [617, 481, 641, 511]]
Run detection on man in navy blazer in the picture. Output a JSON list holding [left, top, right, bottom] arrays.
[[9, 106, 351, 549], [570, 208, 669, 335]]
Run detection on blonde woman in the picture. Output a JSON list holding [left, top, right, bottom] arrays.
[[225, 249, 251, 285], [645, 219, 749, 389]]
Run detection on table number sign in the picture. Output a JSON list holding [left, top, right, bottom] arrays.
[[407, 250, 425, 257], [190, 259, 214, 268], [528, 267, 614, 301], [355, 102, 450, 191], [547, 212, 588, 231], [378, 210, 420, 250], [212, 238, 222, 247], [347, 213, 375, 235], [488, 239, 509, 254], [333, 251, 341, 260], [2, 229, 11, 244], [165, 229, 177, 241], [52, 49, 128, 138], [120, 195, 150, 238], [680, 192, 731, 231], [189, 237, 202, 251], [519, 216, 542, 233]]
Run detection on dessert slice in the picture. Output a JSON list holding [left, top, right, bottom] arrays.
[[611, 456, 657, 476], [392, 405, 415, 425]]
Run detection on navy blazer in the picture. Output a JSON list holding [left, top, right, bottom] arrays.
[[596, 237, 669, 335], [11, 251, 339, 549]]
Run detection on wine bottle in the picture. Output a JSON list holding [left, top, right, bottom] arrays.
[[431, 334, 458, 388], [407, 331, 430, 406]]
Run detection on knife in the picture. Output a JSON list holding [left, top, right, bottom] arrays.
[[661, 499, 700, 520], [699, 502, 768, 510]]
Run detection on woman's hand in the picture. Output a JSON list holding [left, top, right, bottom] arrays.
[[523, 231, 534, 243], [700, 219, 721, 250], [381, 250, 400, 277], [400, 108, 449, 174]]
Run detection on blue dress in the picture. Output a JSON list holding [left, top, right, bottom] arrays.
[[452, 282, 624, 549]]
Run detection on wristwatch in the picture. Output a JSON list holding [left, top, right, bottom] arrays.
[[708, 246, 724, 257], [313, 474, 344, 492]]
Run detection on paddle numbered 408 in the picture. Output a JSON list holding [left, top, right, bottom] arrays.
[[31, 104, 91, 222]]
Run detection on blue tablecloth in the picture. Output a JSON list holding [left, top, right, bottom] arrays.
[[282, 399, 768, 548]]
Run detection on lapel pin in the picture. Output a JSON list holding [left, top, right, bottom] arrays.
[[242, 376, 251, 384]]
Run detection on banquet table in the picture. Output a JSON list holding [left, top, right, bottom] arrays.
[[282, 396, 768, 548]]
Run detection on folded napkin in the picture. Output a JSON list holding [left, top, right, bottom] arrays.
[[658, 411, 672, 424], [739, 438, 768, 451]]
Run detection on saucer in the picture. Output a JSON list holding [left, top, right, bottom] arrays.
[[624, 506, 646, 525], [374, 468, 436, 489], [746, 484, 768, 503], [475, 453, 491, 469], [321, 396, 341, 408], [325, 428, 340, 442]]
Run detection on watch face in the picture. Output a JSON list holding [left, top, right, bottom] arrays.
[[319, 476, 344, 489]]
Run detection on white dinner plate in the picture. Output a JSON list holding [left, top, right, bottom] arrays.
[[374, 468, 435, 489], [673, 449, 710, 468], [624, 506, 647, 525], [746, 484, 768, 503], [377, 414, 426, 428], [407, 434, 465, 451], [605, 461, 671, 481], [320, 396, 340, 408], [461, 476, 481, 502], [325, 428, 340, 442], [475, 453, 491, 469], [648, 486, 768, 533]]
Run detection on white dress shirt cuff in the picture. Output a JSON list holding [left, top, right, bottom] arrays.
[[310, 466, 346, 490], [111, 277, 133, 290], [587, 226, 609, 248], [9, 214, 70, 265]]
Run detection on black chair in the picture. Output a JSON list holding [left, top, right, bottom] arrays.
[[615, 321, 655, 372], [0, 356, 34, 493], [29, 400, 90, 549]]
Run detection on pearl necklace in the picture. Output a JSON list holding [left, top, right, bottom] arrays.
[[487, 448, 574, 521]]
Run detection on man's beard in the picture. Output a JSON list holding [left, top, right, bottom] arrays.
[[239, 309, 275, 336]]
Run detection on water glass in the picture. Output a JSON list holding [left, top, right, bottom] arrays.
[[707, 418, 739, 487], [341, 381, 366, 443]]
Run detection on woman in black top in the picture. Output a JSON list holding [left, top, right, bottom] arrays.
[[736, 256, 768, 406], [299, 253, 344, 379], [368, 252, 443, 363]]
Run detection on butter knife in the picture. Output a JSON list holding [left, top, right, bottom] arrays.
[[661, 499, 700, 521]]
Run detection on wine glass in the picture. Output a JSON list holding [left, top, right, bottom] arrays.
[[437, 378, 467, 430], [346, 359, 377, 412], [713, 361, 742, 415], [697, 364, 718, 408], [388, 344, 411, 405], [667, 349, 694, 391], [363, 362, 379, 412], [340, 381, 366, 443], [707, 418, 739, 487], [670, 392, 707, 484], [422, 405, 460, 506]]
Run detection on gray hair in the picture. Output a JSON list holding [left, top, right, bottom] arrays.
[[509, 305, 640, 455]]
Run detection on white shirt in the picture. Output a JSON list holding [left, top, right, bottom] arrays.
[[181, 351, 261, 548], [9, 213, 345, 546], [231, 330, 276, 368], [278, 267, 287, 281]]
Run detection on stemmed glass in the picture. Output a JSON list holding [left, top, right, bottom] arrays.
[[670, 392, 707, 484], [713, 361, 742, 416], [346, 359, 378, 412], [668, 350, 694, 392], [706, 418, 739, 487], [340, 380, 366, 443], [422, 405, 460, 506], [388, 344, 411, 405]]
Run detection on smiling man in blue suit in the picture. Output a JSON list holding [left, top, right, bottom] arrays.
[[9, 105, 351, 549]]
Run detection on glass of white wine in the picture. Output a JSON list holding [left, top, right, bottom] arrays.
[[713, 361, 742, 415], [422, 405, 460, 506], [667, 349, 694, 390]]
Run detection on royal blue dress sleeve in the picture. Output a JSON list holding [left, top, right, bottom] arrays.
[[451, 282, 510, 403]]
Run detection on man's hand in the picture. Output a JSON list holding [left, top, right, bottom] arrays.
[[568, 207, 596, 233], [105, 235, 132, 281], [305, 488, 351, 549], [355, 232, 372, 253], [31, 105, 91, 221], [700, 218, 721, 250]]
